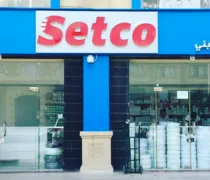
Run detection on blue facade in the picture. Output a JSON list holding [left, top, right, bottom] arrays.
[[132, 0, 142, 9], [0, 9, 210, 56], [1, 8, 210, 133]]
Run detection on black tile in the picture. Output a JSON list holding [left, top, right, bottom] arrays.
[[63, 141, 82, 150], [110, 95, 128, 103], [64, 103, 82, 113], [110, 113, 128, 122], [64, 130, 81, 139], [65, 86, 83, 94], [65, 77, 83, 86], [112, 131, 127, 140], [65, 67, 83, 76], [111, 140, 126, 149], [64, 149, 82, 159], [65, 122, 82, 130], [112, 149, 125, 159], [65, 94, 83, 103], [111, 158, 125, 170], [63, 158, 82, 171], [110, 60, 128, 67], [110, 86, 128, 94], [64, 58, 83, 170], [110, 59, 129, 171], [110, 67, 128, 76], [65, 59, 83, 67], [110, 121, 127, 131], [65, 140, 82, 149], [110, 76, 128, 86], [110, 104, 128, 113], [65, 113, 83, 122]]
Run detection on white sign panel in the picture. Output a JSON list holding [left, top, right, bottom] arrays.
[[177, 91, 188, 99], [154, 87, 163, 92], [36, 11, 158, 54]]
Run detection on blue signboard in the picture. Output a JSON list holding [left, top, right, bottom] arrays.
[[0, 8, 210, 55]]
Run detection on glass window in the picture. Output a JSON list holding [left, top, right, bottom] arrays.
[[129, 59, 210, 170], [0, 59, 64, 171]]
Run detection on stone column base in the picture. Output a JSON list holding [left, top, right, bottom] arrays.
[[80, 131, 113, 173]]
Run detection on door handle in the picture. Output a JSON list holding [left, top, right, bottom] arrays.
[[3, 122, 6, 137]]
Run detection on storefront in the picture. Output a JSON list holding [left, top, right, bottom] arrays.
[[1, 8, 210, 172], [128, 59, 210, 170], [0, 9, 83, 171], [109, 10, 210, 171]]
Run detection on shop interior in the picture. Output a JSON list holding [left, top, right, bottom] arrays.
[[129, 59, 210, 170], [0, 59, 64, 171]]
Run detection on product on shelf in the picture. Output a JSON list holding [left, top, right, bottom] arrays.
[[196, 126, 210, 169], [139, 138, 151, 169], [181, 133, 197, 169], [129, 88, 210, 170], [44, 128, 64, 169], [166, 122, 181, 169], [148, 124, 166, 168], [44, 88, 64, 126], [44, 87, 64, 169]]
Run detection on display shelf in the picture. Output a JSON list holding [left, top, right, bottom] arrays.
[[130, 114, 152, 117], [45, 102, 64, 106], [131, 103, 152, 106], [129, 89, 210, 126], [44, 126, 64, 129], [44, 87, 64, 169]]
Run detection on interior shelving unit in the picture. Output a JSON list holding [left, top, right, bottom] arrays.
[[43, 86, 64, 169], [129, 87, 210, 126]]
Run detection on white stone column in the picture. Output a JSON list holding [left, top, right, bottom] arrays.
[[80, 131, 113, 173]]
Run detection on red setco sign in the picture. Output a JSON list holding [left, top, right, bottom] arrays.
[[36, 11, 158, 53]]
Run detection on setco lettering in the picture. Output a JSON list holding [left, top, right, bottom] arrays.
[[37, 15, 156, 47]]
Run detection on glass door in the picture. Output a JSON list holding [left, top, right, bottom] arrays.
[[0, 85, 40, 171], [189, 88, 210, 170], [155, 87, 190, 170], [129, 59, 210, 170], [0, 60, 64, 171]]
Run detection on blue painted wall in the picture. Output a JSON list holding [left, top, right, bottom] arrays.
[[83, 55, 110, 131], [51, 0, 60, 8], [158, 10, 210, 55], [132, 0, 142, 9], [0, 9, 210, 55], [0, 9, 35, 54]]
